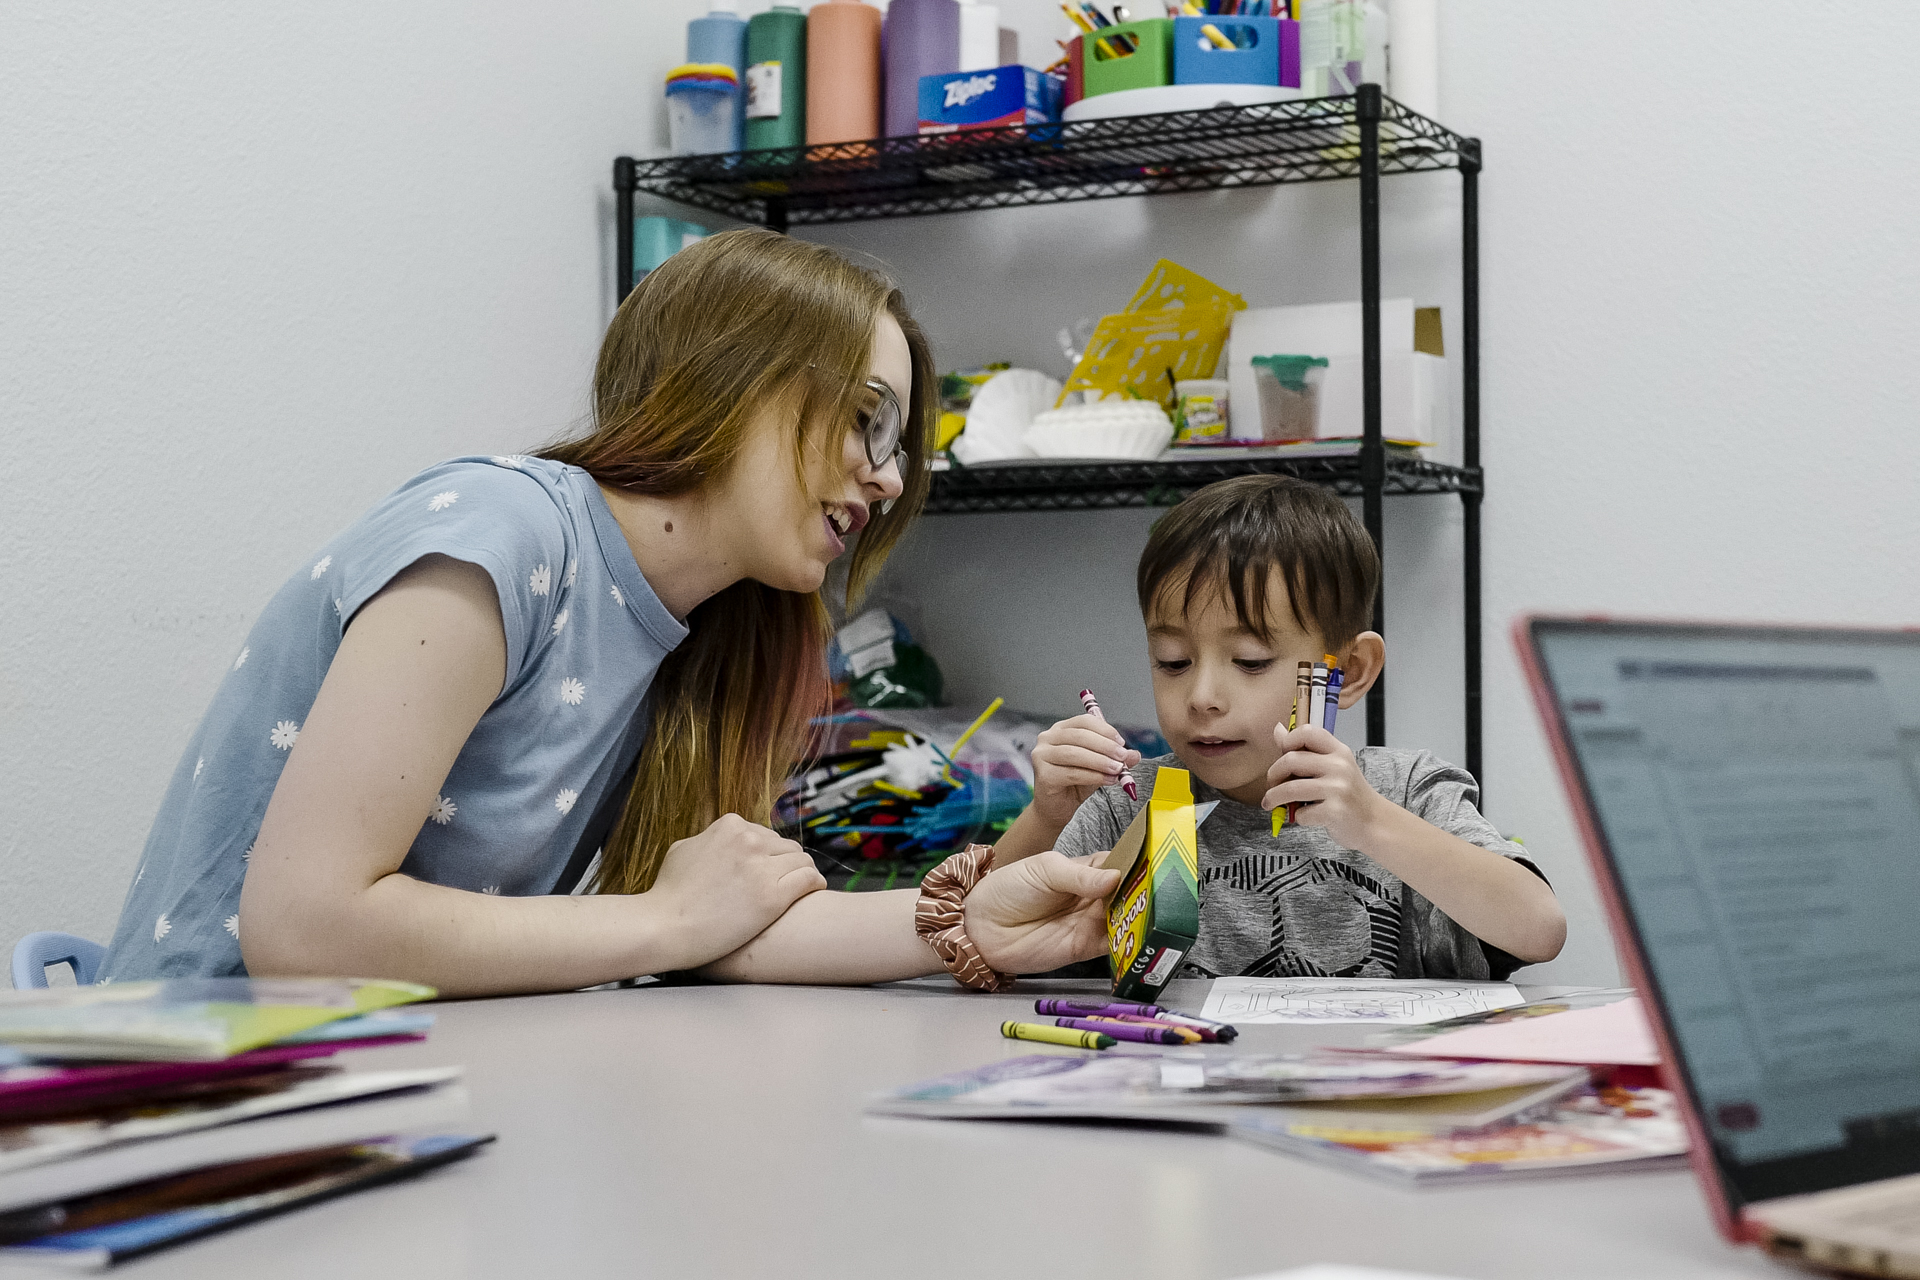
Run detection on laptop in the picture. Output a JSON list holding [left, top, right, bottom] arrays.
[[1517, 616, 1920, 1278]]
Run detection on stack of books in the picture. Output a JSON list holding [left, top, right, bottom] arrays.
[[0, 978, 488, 1269]]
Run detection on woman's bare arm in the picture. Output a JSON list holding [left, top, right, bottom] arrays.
[[238, 555, 820, 998]]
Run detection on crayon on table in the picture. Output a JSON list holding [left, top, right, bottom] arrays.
[[1150, 1010, 1239, 1041], [1002, 1021, 1114, 1050], [1082, 1014, 1204, 1043], [1077, 689, 1138, 802], [1054, 1017, 1188, 1045], [1033, 997, 1161, 1019]]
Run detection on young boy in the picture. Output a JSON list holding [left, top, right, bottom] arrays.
[[994, 475, 1564, 979]]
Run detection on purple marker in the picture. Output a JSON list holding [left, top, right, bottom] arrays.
[[1054, 1017, 1189, 1045], [1034, 998, 1161, 1020]]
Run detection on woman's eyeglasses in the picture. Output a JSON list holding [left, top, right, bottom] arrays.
[[857, 377, 906, 474]]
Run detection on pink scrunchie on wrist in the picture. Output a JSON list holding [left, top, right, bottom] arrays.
[[914, 844, 1013, 993]]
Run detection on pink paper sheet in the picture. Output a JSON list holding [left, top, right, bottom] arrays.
[[1381, 996, 1661, 1066]]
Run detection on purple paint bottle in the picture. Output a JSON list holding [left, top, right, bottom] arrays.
[[881, 0, 959, 138]]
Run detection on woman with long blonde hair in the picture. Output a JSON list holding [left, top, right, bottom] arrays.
[[99, 230, 1118, 995]]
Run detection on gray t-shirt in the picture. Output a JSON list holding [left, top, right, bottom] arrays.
[[101, 455, 688, 981], [1053, 750, 1545, 981]]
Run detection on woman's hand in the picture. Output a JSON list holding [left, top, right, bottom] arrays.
[[963, 851, 1120, 975], [1030, 716, 1140, 829], [647, 814, 826, 962]]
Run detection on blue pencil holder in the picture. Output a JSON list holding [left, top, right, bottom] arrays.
[[1172, 16, 1279, 86]]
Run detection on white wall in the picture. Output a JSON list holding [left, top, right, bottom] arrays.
[[0, 0, 712, 949], [8, 1, 1920, 988]]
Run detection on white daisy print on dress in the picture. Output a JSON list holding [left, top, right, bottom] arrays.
[[428, 490, 459, 512], [551, 609, 569, 637], [234, 646, 249, 670], [334, 599, 343, 618], [430, 794, 457, 825], [243, 843, 253, 862], [223, 914, 240, 939], [194, 757, 205, 780], [153, 914, 171, 943], [311, 555, 332, 580], [270, 720, 301, 751], [491, 455, 529, 469], [529, 564, 552, 597], [610, 584, 623, 607], [135, 863, 145, 885], [554, 788, 579, 815], [564, 558, 579, 588], [481, 885, 502, 895], [559, 678, 585, 706]]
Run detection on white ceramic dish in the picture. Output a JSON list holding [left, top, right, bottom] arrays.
[[1023, 401, 1174, 460]]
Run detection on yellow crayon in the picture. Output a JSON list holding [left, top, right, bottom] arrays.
[[1199, 22, 1236, 50], [1002, 1021, 1114, 1050]]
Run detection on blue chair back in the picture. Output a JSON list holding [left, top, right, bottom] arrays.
[[11, 932, 105, 988]]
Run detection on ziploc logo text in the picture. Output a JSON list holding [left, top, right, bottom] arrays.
[[943, 73, 997, 109]]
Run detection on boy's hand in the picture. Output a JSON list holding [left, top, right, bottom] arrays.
[[1262, 724, 1392, 850], [1030, 715, 1140, 828]]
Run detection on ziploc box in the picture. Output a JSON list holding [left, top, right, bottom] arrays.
[[1105, 766, 1201, 1002], [917, 66, 1062, 134]]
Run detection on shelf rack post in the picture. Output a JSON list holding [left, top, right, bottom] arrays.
[[1461, 137, 1484, 795], [615, 157, 637, 306], [1357, 83, 1386, 749]]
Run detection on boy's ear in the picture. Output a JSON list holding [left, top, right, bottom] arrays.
[[1336, 632, 1386, 707]]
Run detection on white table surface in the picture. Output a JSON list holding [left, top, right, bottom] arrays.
[[126, 979, 1794, 1279]]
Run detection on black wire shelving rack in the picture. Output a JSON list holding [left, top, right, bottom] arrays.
[[613, 85, 1486, 788]]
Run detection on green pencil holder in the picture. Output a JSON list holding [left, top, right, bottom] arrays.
[[1080, 18, 1173, 98]]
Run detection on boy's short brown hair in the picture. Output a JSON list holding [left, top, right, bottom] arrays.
[[1136, 475, 1380, 648]]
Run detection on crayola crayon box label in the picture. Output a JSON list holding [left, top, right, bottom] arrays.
[[917, 66, 1062, 135], [1104, 767, 1201, 1002]]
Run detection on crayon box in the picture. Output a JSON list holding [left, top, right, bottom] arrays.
[[1104, 766, 1201, 1002], [917, 65, 1062, 134]]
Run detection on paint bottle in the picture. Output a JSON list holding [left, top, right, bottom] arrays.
[[882, 0, 959, 138], [686, 0, 747, 76], [745, 5, 807, 151], [807, 0, 882, 145], [957, 0, 1000, 72]]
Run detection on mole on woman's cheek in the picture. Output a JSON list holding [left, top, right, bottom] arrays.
[[664, 521, 673, 533]]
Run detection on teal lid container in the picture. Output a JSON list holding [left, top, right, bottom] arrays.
[[745, 6, 807, 151]]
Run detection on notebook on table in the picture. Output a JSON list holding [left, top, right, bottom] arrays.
[[1518, 616, 1920, 1277]]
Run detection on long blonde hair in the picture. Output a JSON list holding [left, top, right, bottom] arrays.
[[542, 229, 934, 894]]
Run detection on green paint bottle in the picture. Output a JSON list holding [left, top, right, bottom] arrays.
[[744, 5, 807, 151]]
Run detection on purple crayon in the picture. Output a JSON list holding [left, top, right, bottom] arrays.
[[1034, 998, 1161, 1020], [1151, 1011, 1239, 1042], [1324, 667, 1344, 734], [1054, 1017, 1188, 1045]]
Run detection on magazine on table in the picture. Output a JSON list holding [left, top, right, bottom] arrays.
[[0, 980, 436, 1062], [1230, 1084, 1689, 1184], [0, 1135, 492, 1270], [868, 1052, 1589, 1123]]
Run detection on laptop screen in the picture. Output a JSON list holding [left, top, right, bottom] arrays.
[[1531, 619, 1920, 1207]]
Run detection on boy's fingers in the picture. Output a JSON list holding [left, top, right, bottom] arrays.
[[1262, 779, 1323, 811], [1056, 727, 1130, 759], [1038, 744, 1129, 777]]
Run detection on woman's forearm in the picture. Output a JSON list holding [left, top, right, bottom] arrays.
[[241, 872, 723, 999], [698, 888, 942, 985]]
